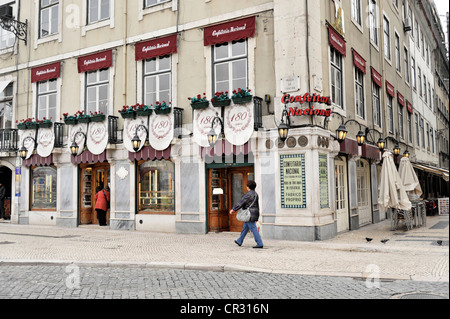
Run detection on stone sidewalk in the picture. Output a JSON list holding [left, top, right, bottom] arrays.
[[0, 215, 448, 282]]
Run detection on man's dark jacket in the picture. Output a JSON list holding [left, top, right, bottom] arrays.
[[232, 190, 260, 222]]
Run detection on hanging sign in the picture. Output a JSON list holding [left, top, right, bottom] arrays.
[[386, 81, 395, 98], [123, 117, 148, 153], [19, 130, 36, 160], [371, 67, 382, 87], [68, 123, 88, 156], [193, 106, 221, 148], [352, 49, 366, 74], [148, 112, 174, 151], [407, 100, 413, 114], [224, 102, 254, 146], [87, 119, 108, 155], [397, 91, 405, 107], [328, 25, 346, 56], [36, 127, 55, 158]]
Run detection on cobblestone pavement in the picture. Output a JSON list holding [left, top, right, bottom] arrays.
[[0, 265, 448, 300]]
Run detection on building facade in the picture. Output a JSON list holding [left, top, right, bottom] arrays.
[[0, 0, 448, 241]]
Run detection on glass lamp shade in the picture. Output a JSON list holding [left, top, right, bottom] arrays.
[[393, 144, 401, 156], [278, 122, 289, 142], [19, 147, 28, 160], [356, 131, 365, 146], [131, 134, 141, 152], [207, 128, 218, 147], [336, 124, 348, 143], [403, 150, 410, 158], [377, 138, 386, 151], [70, 142, 79, 157]]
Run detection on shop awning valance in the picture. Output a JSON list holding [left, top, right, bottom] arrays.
[[78, 50, 113, 73], [135, 34, 178, 61], [407, 100, 413, 114], [23, 154, 53, 167], [352, 49, 366, 74], [328, 24, 346, 56], [204, 16, 255, 46], [386, 81, 395, 98], [412, 163, 449, 182], [31, 62, 61, 83], [128, 145, 171, 162], [200, 139, 252, 158], [397, 91, 405, 107], [371, 67, 382, 87], [71, 150, 107, 165]]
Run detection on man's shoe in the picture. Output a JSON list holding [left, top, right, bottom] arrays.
[[253, 246, 263, 249], [234, 240, 241, 247]]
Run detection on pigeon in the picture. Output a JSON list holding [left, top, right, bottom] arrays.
[[365, 237, 373, 242], [437, 240, 443, 246], [381, 239, 389, 244]]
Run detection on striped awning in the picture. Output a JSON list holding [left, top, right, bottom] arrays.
[[128, 145, 171, 162], [71, 150, 107, 165], [201, 140, 251, 158], [23, 154, 53, 167]]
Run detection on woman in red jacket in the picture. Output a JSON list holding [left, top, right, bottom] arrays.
[[95, 186, 110, 226]]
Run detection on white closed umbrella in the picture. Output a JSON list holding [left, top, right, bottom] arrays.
[[398, 156, 422, 199], [378, 151, 412, 213]]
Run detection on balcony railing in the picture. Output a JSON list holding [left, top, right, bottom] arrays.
[[173, 107, 183, 138], [0, 128, 19, 152], [253, 96, 263, 130], [108, 115, 123, 144]]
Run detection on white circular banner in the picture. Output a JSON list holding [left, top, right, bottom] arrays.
[[19, 130, 36, 160], [123, 117, 148, 153], [149, 112, 174, 151], [87, 120, 108, 155], [224, 102, 254, 146], [36, 127, 55, 158], [193, 106, 222, 148], [68, 123, 88, 156]]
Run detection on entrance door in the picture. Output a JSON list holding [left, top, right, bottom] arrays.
[[356, 159, 372, 226], [207, 166, 254, 232], [79, 163, 110, 225], [335, 159, 349, 233]]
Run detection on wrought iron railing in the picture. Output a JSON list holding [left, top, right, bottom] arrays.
[[173, 107, 183, 138], [53, 122, 64, 148], [253, 96, 263, 130], [108, 115, 123, 144], [0, 128, 18, 152]]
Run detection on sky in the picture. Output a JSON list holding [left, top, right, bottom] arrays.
[[433, 0, 449, 49]]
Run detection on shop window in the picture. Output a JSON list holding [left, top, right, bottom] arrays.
[[86, 68, 109, 115], [37, 79, 57, 121], [143, 55, 171, 106], [213, 39, 248, 95], [137, 160, 175, 214], [31, 166, 57, 210]]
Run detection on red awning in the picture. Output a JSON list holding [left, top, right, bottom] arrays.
[[407, 100, 413, 114], [386, 81, 395, 98], [371, 67, 382, 87], [71, 150, 107, 165], [23, 154, 53, 167], [135, 34, 178, 61], [397, 91, 405, 107], [328, 25, 346, 56], [339, 138, 359, 156], [200, 140, 251, 158], [31, 62, 61, 83], [204, 16, 255, 46], [352, 49, 366, 74], [78, 50, 113, 73], [128, 145, 171, 162], [362, 143, 381, 161]]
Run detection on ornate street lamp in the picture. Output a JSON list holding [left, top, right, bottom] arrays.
[[335, 124, 348, 144], [207, 112, 224, 148], [377, 138, 386, 152], [0, 5, 28, 45], [403, 150, 410, 158], [277, 106, 290, 142], [131, 125, 148, 152], [70, 131, 87, 157], [393, 143, 401, 156], [356, 130, 366, 146], [18, 136, 36, 160]]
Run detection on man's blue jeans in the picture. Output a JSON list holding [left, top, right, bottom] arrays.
[[236, 221, 263, 247]]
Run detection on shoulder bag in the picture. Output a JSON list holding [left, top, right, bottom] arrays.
[[236, 195, 257, 222], [102, 190, 110, 210]]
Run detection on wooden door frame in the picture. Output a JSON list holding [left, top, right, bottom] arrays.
[[335, 158, 349, 233]]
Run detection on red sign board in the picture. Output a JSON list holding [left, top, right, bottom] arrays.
[[386, 81, 395, 98], [371, 67, 382, 87], [352, 49, 366, 74], [31, 62, 61, 83], [204, 16, 255, 46], [328, 25, 346, 56], [78, 50, 113, 73], [407, 100, 413, 114], [397, 91, 405, 107], [135, 34, 178, 61]]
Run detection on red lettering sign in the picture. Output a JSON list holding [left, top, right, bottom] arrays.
[[78, 50, 113, 73], [328, 25, 346, 56], [371, 67, 382, 87], [386, 81, 395, 98], [352, 49, 366, 74], [31, 62, 61, 83], [135, 34, 178, 61], [407, 100, 413, 114], [397, 92, 405, 107], [204, 16, 255, 46]]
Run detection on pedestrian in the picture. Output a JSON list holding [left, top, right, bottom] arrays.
[[94, 186, 110, 226], [229, 180, 264, 248], [0, 182, 5, 220]]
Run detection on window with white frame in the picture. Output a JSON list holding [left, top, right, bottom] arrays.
[[415, 20, 420, 47], [39, 0, 59, 38], [354, 68, 364, 119], [407, 112, 412, 143], [415, 114, 419, 147], [143, 55, 171, 106], [85, 68, 109, 115], [144, 0, 170, 7], [369, 0, 378, 45], [404, 47, 409, 83], [0, 83, 13, 129], [88, 0, 110, 24], [408, 5, 413, 38], [420, 117, 425, 148], [387, 95, 394, 134], [418, 67, 422, 96], [330, 47, 343, 109], [423, 76, 427, 102], [411, 57, 416, 89], [395, 33, 401, 72], [427, 82, 431, 108], [426, 123, 430, 150], [36, 79, 57, 121], [430, 128, 434, 153], [0, 2, 16, 50], [398, 104, 404, 139], [351, 0, 362, 26], [213, 40, 248, 96], [383, 16, 391, 60], [373, 83, 381, 127]]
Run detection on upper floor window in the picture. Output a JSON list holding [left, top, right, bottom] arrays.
[[143, 55, 171, 106], [39, 0, 59, 38], [0, 2, 16, 51], [86, 68, 109, 115], [0, 83, 13, 129], [145, 0, 170, 7], [36, 79, 57, 121], [373, 83, 381, 127], [330, 47, 343, 109], [387, 95, 394, 134], [369, 0, 378, 45], [88, 0, 110, 24], [404, 47, 409, 83], [411, 57, 416, 89], [395, 33, 401, 73], [383, 16, 391, 60], [351, 0, 362, 26], [354, 68, 365, 119], [213, 40, 248, 96]]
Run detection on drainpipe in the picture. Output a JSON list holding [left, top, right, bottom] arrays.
[[305, 0, 313, 125], [123, 1, 128, 107]]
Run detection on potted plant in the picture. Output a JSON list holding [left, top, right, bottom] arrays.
[[39, 117, 53, 128], [119, 104, 137, 119], [135, 104, 153, 117], [62, 113, 78, 125], [211, 91, 231, 107], [189, 93, 209, 110], [232, 87, 253, 104], [154, 101, 172, 115], [90, 111, 106, 122], [76, 110, 91, 123], [16, 118, 33, 130]]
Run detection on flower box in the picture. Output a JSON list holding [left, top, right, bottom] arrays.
[[135, 109, 153, 117], [39, 120, 53, 128], [232, 95, 253, 104], [78, 117, 91, 123], [154, 107, 172, 115], [90, 114, 106, 122], [191, 101, 210, 110], [27, 122, 39, 129], [120, 111, 136, 119], [17, 123, 28, 130], [64, 117, 78, 125], [212, 99, 231, 107]]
